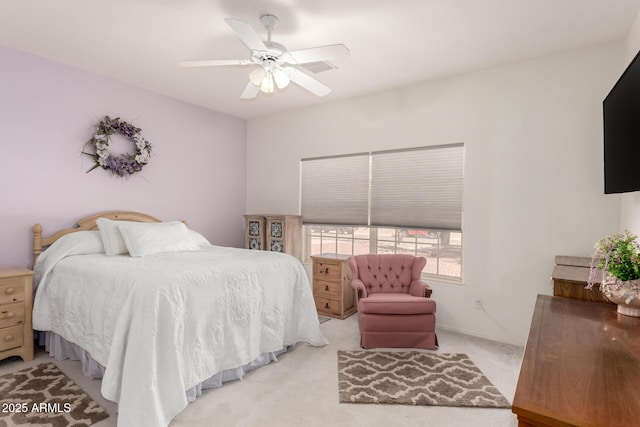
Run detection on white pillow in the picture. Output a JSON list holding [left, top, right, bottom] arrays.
[[188, 229, 211, 246], [96, 218, 138, 256], [117, 221, 200, 257]]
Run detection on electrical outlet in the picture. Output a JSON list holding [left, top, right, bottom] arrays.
[[474, 298, 483, 310]]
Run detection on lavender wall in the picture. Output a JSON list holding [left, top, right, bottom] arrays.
[[0, 46, 247, 269]]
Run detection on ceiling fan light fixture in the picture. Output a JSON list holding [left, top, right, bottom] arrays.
[[249, 67, 265, 86], [260, 72, 274, 93], [273, 67, 290, 89]]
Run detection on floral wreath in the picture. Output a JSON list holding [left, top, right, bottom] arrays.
[[83, 116, 152, 177]]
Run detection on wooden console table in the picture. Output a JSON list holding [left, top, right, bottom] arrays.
[[512, 295, 640, 427]]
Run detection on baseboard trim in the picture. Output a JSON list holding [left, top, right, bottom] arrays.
[[435, 324, 524, 347]]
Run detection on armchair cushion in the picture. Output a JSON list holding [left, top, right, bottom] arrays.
[[358, 293, 436, 315]]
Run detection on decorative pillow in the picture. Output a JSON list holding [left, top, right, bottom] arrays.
[[117, 221, 200, 257], [96, 218, 138, 256]]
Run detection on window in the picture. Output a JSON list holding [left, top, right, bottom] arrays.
[[305, 226, 462, 281], [301, 144, 464, 282]]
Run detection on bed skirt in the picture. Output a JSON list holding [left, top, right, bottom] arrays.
[[38, 331, 286, 403]]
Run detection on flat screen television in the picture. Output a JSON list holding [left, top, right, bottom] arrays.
[[603, 49, 640, 194]]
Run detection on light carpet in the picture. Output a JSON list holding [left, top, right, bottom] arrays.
[[338, 350, 511, 408], [0, 362, 109, 426], [318, 315, 332, 324]]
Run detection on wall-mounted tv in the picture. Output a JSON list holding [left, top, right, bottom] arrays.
[[604, 49, 640, 194]]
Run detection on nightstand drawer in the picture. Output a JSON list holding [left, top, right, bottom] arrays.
[[314, 261, 341, 279], [313, 279, 341, 298], [0, 325, 23, 352], [314, 296, 343, 317], [0, 303, 24, 329], [0, 280, 25, 305]]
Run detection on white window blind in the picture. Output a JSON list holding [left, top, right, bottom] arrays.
[[300, 153, 369, 225], [300, 144, 464, 230], [370, 144, 464, 230]]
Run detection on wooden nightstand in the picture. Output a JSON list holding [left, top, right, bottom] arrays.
[[0, 267, 34, 362], [311, 254, 356, 319]]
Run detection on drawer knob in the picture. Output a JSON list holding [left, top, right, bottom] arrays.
[[324, 302, 329, 309], [3, 312, 14, 319], [324, 268, 329, 274], [325, 285, 329, 292], [3, 335, 13, 342], [5, 287, 15, 295]]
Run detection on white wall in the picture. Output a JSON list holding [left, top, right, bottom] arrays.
[[247, 44, 622, 345], [620, 11, 640, 234]]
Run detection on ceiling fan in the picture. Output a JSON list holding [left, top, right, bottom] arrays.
[[179, 14, 350, 99]]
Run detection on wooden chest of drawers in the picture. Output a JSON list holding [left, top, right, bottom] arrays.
[[0, 267, 34, 362], [513, 295, 640, 427], [311, 254, 356, 319]]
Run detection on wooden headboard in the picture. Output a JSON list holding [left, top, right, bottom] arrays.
[[32, 211, 161, 267]]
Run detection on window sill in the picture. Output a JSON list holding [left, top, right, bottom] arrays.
[[421, 274, 464, 286]]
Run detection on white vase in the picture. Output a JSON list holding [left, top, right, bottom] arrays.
[[601, 276, 640, 317]]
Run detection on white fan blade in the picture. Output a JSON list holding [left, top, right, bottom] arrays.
[[286, 68, 331, 97], [225, 18, 267, 52], [240, 82, 260, 99], [283, 44, 350, 65], [179, 59, 253, 67]]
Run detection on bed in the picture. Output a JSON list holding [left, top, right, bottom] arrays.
[[31, 211, 327, 427]]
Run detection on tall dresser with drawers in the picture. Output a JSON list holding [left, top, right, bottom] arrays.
[[244, 214, 302, 261], [0, 267, 34, 362]]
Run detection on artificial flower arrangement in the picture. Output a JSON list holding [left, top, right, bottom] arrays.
[[587, 230, 640, 305]]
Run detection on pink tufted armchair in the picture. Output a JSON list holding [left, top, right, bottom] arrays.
[[349, 254, 438, 350]]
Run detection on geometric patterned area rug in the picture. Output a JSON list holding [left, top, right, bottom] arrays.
[[338, 350, 511, 408], [0, 363, 109, 426]]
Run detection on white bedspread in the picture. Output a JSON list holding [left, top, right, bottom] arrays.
[[33, 235, 327, 427]]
